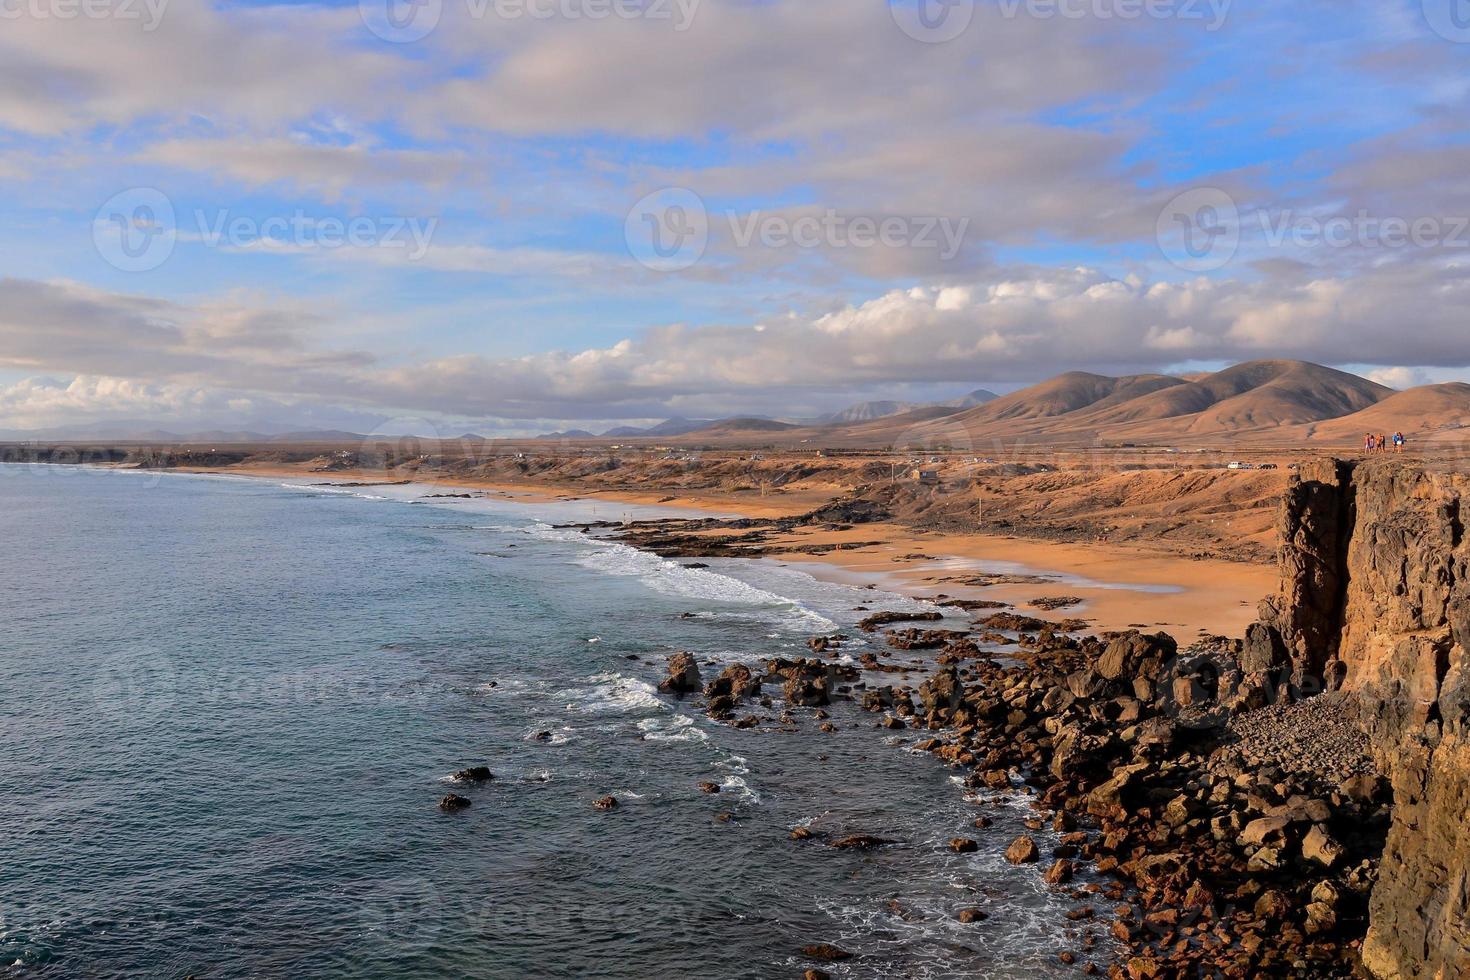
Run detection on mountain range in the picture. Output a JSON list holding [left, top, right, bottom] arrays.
[[7, 363, 1468, 450], [746, 360, 1469, 449], [534, 389, 999, 440], [520, 362, 1470, 448]]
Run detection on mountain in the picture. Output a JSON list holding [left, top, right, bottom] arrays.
[[1083, 361, 1390, 432], [0, 422, 373, 444], [687, 417, 800, 437], [600, 417, 714, 438], [950, 372, 1186, 425], [534, 429, 597, 440], [822, 388, 999, 424], [641, 360, 1409, 449], [948, 388, 1000, 409], [1299, 383, 1470, 443], [823, 400, 921, 424]]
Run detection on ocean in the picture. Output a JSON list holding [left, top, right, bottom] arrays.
[[0, 465, 1098, 978]]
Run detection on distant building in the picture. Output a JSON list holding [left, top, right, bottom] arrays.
[[912, 469, 939, 484]]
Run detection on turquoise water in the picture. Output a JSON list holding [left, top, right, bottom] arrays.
[[0, 466, 1092, 978]]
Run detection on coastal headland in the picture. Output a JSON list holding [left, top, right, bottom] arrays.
[[4, 439, 1467, 977]]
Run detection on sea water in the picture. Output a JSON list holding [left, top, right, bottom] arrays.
[[0, 466, 1103, 978]]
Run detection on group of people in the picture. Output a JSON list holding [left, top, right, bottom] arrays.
[[1364, 431, 1406, 453]]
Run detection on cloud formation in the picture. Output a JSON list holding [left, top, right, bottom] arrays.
[[3, 1, 1470, 430]]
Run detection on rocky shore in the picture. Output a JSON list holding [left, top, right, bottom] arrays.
[[630, 457, 1469, 978]]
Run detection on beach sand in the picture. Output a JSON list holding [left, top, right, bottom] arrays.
[[193, 461, 1275, 642], [764, 525, 1272, 639]]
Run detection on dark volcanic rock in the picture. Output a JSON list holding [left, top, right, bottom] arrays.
[[830, 834, 894, 850], [658, 652, 702, 695], [704, 663, 761, 702], [438, 794, 471, 811], [800, 943, 852, 962], [1251, 459, 1470, 980], [451, 766, 493, 783], [1004, 835, 1039, 864], [858, 610, 943, 632]]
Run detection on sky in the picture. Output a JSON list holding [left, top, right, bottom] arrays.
[[3, 0, 1470, 436]]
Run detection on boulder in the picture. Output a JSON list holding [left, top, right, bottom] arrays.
[[830, 834, 893, 850], [1240, 622, 1288, 674], [1096, 631, 1176, 682], [1301, 825, 1345, 868], [1043, 859, 1075, 885], [438, 794, 471, 812], [1005, 835, 1040, 864], [799, 943, 852, 962], [658, 652, 702, 695], [451, 766, 493, 783], [705, 663, 760, 702]]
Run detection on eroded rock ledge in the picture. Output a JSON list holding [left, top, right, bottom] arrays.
[[1253, 459, 1470, 979]]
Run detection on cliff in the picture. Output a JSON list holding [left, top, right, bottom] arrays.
[[1256, 459, 1470, 979]]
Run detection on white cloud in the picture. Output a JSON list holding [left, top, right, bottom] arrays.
[[8, 261, 1470, 424]]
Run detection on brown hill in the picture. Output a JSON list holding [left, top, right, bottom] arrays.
[[666, 361, 1434, 450], [955, 371, 1184, 424], [1298, 383, 1470, 444], [1082, 361, 1381, 427]]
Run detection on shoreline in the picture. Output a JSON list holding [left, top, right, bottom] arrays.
[[181, 462, 1275, 641], [45, 455, 1379, 975]]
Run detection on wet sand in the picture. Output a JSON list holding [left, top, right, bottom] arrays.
[[197, 461, 1275, 642], [763, 525, 1272, 639]]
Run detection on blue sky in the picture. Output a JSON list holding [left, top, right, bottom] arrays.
[[2, 0, 1469, 434]]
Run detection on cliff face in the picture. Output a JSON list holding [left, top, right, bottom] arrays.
[[1256, 459, 1470, 979]]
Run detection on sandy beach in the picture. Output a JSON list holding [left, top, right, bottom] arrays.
[[192, 460, 1275, 641]]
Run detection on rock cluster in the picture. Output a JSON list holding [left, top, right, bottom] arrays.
[[888, 624, 1390, 977]]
